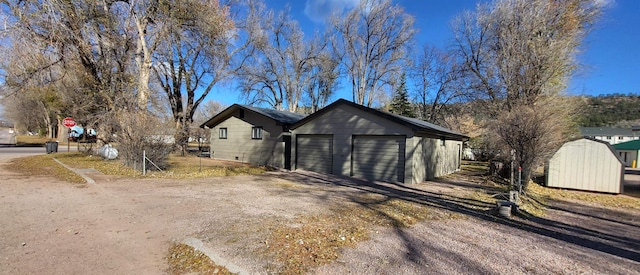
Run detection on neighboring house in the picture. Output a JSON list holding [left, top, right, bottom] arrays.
[[200, 104, 306, 169], [613, 139, 640, 167], [580, 127, 640, 145], [546, 138, 624, 194], [290, 99, 469, 184]]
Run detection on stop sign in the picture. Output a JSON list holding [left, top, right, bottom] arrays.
[[62, 117, 76, 128]]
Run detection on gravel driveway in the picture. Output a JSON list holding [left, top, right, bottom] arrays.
[[1, 152, 638, 274]]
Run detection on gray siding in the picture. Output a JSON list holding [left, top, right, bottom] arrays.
[[209, 111, 286, 167], [412, 137, 462, 182], [352, 135, 406, 182], [616, 149, 638, 167], [296, 135, 333, 173], [547, 139, 624, 194], [293, 104, 414, 181]]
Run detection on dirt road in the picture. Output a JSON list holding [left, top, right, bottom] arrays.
[[1, 150, 639, 274]]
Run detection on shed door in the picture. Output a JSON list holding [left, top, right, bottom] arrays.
[[352, 135, 405, 182], [296, 135, 333, 174]]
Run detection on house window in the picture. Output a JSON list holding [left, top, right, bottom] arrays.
[[606, 136, 612, 140], [619, 136, 624, 140], [219, 128, 227, 139], [252, 127, 263, 140]]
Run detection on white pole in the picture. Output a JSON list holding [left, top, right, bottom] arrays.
[[143, 150, 146, 176]]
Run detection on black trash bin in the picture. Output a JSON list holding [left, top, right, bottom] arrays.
[[45, 141, 59, 154]]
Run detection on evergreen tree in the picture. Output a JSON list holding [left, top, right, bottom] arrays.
[[390, 73, 415, 117]]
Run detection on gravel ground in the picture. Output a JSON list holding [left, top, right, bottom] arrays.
[[0, 151, 638, 274]]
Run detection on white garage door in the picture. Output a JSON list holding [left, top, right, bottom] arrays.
[[352, 135, 405, 182], [296, 135, 333, 174]]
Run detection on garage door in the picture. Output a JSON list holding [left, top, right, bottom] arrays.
[[352, 135, 405, 182], [296, 135, 333, 174]]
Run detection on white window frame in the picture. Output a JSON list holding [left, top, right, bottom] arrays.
[[219, 128, 227, 139], [251, 127, 263, 140]]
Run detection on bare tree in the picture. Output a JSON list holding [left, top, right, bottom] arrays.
[[238, 3, 319, 112], [152, 0, 237, 154], [193, 100, 227, 126], [129, 0, 160, 109], [331, 0, 415, 107], [1, 0, 138, 142], [451, 0, 602, 186], [411, 45, 465, 124], [305, 33, 340, 113]]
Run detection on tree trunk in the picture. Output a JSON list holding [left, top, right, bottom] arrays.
[[174, 119, 190, 156], [134, 15, 152, 110]]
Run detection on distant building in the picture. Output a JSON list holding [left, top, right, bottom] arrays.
[[613, 139, 640, 167], [580, 127, 640, 145]]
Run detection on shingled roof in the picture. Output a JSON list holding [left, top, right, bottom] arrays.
[[291, 99, 468, 140], [199, 104, 306, 129]]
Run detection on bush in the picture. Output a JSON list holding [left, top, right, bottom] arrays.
[[113, 111, 174, 171]]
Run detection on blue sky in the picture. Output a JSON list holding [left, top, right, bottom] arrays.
[[212, 0, 639, 106]]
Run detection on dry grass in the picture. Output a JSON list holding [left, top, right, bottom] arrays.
[[265, 193, 457, 274], [54, 152, 141, 177], [459, 160, 490, 175], [7, 153, 267, 185], [167, 243, 234, 275], [16, 135, 49, 145], [527, 182, 640, 210], [7, 154, 86, 184], [145, 155, 268, 179]]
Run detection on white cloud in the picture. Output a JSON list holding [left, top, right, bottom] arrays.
[[304, 0, 359, 23], [592, 0, 614, 8]]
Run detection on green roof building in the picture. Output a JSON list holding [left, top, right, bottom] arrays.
[[613, 139, 640, 167]]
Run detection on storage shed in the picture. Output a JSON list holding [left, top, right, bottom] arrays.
[[291, 99, 468, 184], [546, 138, 624, 194]]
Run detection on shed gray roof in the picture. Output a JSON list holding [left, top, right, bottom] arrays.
[[580, 127, 637, 137], [291, 99, 469, 140], [199, 104, 306, 129]]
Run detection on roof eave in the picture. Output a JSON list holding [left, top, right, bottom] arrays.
[[415, 130, 469, 141]]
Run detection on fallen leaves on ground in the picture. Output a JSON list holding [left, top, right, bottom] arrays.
[[167, 243, 234, 275], [265, 192, 457, 274]]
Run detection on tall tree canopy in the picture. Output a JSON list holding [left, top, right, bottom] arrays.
[[152, 0, 237, 153], [239, 3, 316, 112], [332, 0, 415, 107], [452, 0, 602, 187]]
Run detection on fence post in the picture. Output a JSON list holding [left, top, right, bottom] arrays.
[[518, 166, 522, 194], [143, 150, 146, 176]]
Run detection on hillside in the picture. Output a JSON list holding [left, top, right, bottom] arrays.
[[578, 93, 640, 127]]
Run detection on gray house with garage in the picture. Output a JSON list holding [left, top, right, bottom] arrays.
[[200, 99, 468, 184], [290, 99, 468, 184], [199, 104, 306, 169]]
